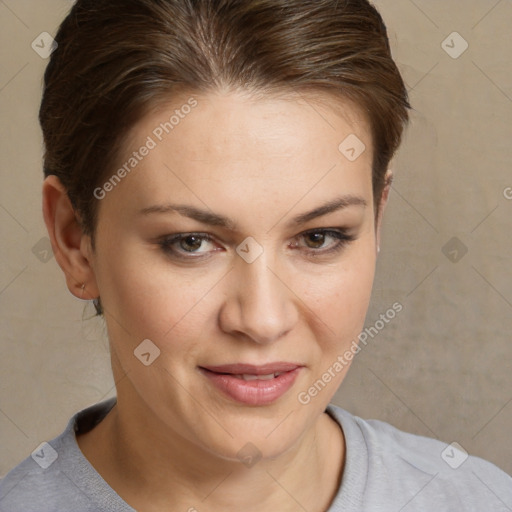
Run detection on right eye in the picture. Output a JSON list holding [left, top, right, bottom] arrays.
[[158, 232, 221, 260]]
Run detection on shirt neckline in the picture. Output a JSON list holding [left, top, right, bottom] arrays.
[[62, 398, 368, 511], [59, 397, 135, 512]]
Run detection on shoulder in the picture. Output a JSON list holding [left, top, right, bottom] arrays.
[[0, 397, 119, 512], [326, 404, 512, 510], [0, 435, 81, 511]]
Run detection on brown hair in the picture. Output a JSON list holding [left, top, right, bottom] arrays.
[[40, 0, 410, 315]]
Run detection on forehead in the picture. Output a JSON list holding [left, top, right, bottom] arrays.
[[101, 88, 374, 218], [135, 88, 369, 161]]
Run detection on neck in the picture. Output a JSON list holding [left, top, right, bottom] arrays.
[[78, 392, 345, 512]]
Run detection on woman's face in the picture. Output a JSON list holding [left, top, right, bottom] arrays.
[[88, 89, 381, 460]]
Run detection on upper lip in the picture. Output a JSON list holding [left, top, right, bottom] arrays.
[[200, 363, 302, 375]]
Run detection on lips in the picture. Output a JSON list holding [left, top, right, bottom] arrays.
[[201, 362, 301, 375], [199, 362, 303, 405]]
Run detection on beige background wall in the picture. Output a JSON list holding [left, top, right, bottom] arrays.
[[1, 0, 511, 478]]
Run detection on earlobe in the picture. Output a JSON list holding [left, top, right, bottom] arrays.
[[375, 170, 393, 254], [42, 175, 100, 301]]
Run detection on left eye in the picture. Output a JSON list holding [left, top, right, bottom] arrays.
[[300, 231, 338, 249], [292, 229, 355, 254]]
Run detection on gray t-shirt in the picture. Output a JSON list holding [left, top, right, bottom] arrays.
[[1, 397, 511, 511]]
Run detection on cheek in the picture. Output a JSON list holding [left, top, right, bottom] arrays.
[[292, 246, 376, 406], [297, 243, 376, 345], [92, 234, 200, 339]]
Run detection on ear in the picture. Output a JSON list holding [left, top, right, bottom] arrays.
[[375, 169, 393, 255], [42, 175, 100, 301]]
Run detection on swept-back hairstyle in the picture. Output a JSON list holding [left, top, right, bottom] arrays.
[[40, 0, 410, 315]]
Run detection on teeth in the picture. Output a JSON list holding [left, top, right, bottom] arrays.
[[239, 373, 278, 381], [216, 371, 288, 380]]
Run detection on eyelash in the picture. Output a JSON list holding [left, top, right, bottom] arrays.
[[157, 229, 356, 261]]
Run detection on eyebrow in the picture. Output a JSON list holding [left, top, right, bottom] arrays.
[[139, 195, 367, 231]]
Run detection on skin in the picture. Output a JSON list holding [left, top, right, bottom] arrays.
[[43, 88, 391, 512]]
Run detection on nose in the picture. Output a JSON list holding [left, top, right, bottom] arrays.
[[218, 250, 298, 345]]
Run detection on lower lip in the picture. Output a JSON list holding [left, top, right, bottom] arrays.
[[199, 367, 302, 406]]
